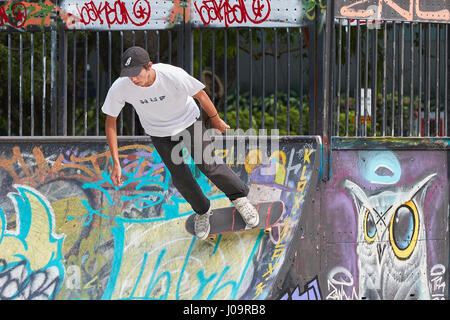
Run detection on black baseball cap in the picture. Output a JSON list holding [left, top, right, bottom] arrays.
[[120, 46, 151, 77]]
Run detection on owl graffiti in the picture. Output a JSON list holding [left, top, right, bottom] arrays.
[[343, 173, 436, 300]]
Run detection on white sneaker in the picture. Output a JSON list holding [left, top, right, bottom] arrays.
[[232, 197, 259, 228], [194, 209, 212, 240]]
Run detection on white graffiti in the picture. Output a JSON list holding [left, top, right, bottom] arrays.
[[344, 173, 437, 299], [429, 264, 446, 300], [326, 267, 358, 300]]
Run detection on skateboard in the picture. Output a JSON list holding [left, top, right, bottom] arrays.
[[185, 200, 285, 241]]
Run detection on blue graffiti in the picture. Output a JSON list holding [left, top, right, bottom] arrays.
[[0, 185, 65, 300], [74, 146, 225, 226], [359, 151, 401, 185], [102, 226, 265, 300]]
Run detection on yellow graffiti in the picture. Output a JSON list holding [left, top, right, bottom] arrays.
[[215, 148, 287, 186], [112, 217, 261, 300], [302, 0, 327, 21], [0, 142, 317, 300], [269, 151, 287, 185], [253, 147, 315, 300], [244, 149, 263, 174]]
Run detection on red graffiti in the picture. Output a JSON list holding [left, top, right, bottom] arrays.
[[194, 0, 271, 27], [76, 0, 151, 28], [0, 0, 78, 29], [0, 2, 27, 28]]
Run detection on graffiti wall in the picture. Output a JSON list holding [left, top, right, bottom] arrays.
[[0, 136, 320, 300], [0, 136, 448, 300], [280, 138, 449, 301], [0, 0, 324, 30]]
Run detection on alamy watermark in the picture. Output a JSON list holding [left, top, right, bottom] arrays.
[[170, 121, 280, 173]]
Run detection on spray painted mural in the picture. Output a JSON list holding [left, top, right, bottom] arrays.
[[319, 141, 449, 300], [0, 136, 320, 300], [0, 0, 322, 30], [1, 136, 448, 300]]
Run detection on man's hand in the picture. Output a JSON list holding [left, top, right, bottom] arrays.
[[210, 115, 230, 134], [105, 115, 123, 187], [111, 163, 123, 187]]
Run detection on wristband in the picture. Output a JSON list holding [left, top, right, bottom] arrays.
[[209, 113, 218, 119]]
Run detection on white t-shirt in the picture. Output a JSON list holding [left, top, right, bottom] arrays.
[[101, 63, 205, 137]]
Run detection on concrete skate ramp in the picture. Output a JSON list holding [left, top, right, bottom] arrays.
[[0, 136, 321, 300]]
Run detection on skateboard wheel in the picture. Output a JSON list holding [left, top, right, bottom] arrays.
[[264, 228, 272, 234]]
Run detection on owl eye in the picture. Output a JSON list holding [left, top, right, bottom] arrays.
[[389, 200, 419, 259], [364, 209, 377, 243]]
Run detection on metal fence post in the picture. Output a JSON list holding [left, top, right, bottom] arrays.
[[50, 25, 58, 136], [307, 16, 317, 135], [58, 18, 68, 136], [184, 21, 194, 76], [447, 25, 449, 137], [322, 0, 335, 182]]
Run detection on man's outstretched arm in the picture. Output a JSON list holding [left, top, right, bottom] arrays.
[[105, 115, 123, 187], [193, 89, 230, 133]]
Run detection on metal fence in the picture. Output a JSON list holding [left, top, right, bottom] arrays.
[[0, 26, 187, 136], [0, 1, 321, 138], [194, 27, 314, 135], [329, 1, 450, 138]]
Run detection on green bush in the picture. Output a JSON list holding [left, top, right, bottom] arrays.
[[220, 91, 310, 135]]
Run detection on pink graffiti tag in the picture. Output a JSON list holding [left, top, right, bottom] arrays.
[[339, 0, 450, 22], [76, 0, 151, 28], [194, 0, 271, 27]]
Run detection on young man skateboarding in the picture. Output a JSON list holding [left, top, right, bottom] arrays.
[[102, 46, 259, 240]]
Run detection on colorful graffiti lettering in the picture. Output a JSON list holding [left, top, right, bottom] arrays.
[[0, 139, 317, 300], [0, 185, 65, 300], [0, 0, 76, 29], [0, 0, 314, 29], [252, 147, 315, 300], [1, 138, 447, 301], [322, 146, 448, 300], [300, 0, 326, 21]]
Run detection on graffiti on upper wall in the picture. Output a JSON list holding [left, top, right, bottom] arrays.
[[192, 0, 272, 27], [0, 185, 65, 299], [322, 149, 448, 300], [0, 0, 75, 29], [0, 0, 184, 29], [71, 0, 152, 28], [335, 0, 450, 23], [0, 0, 325, 30], [61, 0, 181, 30], [0, 138, 318, 300], [190, 0, 323, 28]]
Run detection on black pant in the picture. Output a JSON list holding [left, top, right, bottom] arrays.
[[150, 121, 249, 215]]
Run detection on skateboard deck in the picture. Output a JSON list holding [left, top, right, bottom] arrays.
[[185, 200, 284, 239]]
